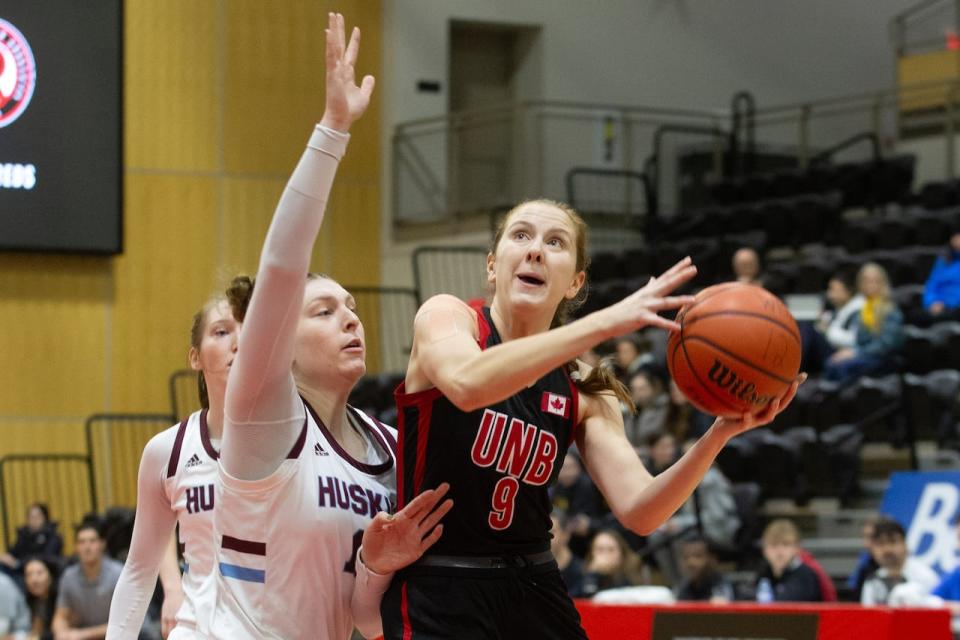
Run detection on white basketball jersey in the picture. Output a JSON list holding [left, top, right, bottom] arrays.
[[164, 409, 220, 637], [210, 402, 397, 640]]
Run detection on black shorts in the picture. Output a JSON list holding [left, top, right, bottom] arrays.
[[381, 559, 588, 640]]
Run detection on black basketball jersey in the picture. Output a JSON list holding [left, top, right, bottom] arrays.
[[395, 302, 579, 556]]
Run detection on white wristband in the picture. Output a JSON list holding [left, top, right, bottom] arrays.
[[355, 545, 393, 593]]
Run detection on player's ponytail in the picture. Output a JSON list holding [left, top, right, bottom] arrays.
[[566, 358, 635, 413], [226, 275, 255, 323], [226, 272, 331, 324]]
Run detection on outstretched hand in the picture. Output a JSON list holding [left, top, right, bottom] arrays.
[[711, 373, 807, 440], [360, 483, 453, 575], [598, 257, 697, 338], [320, 13, 375, 132]]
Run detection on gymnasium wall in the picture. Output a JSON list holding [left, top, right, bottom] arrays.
[[384, 0, 915, 123], [0, 0, 381, 523], [379, 0, 919, 285]]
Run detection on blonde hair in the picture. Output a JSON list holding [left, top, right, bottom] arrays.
[[857, 262, 893, 332], [762, 518, 800, 546]]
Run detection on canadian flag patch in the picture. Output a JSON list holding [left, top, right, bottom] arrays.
[[541, 392, 570, 418]]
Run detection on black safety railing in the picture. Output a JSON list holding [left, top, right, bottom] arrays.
[[345, 286, 420, 374], [85, 413, 174, 511], [169, 369, 200, 424], [0, 454, 94, 552], [412, 246, 489, 306]]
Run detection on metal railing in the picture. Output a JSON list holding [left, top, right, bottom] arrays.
[[0, 454, 94, 554], [891, 0, 960, 56], [565, 167, 651, 220], [411, 246, 490, 305], [345, 286, 419, 374], [169, 369, 201, 422], [394, 100, 726, 224], [393, 77, 960, 227], [85, 413, 174, 511]]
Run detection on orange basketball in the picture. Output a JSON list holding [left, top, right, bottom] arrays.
[[667, 282, 801, 417]]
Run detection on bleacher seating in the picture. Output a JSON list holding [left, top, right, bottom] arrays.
[[567, 145, 960, 540], [707, 155, 915, 209]]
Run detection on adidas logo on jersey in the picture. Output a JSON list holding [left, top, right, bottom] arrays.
[[315, 442, 329, 456], [185, 453, 203, 469]]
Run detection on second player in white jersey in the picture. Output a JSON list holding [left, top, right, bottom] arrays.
[[210, 402, 397, 639], [108, 409, 219, 639], [163, 409, 221, 636], [107, 411, 220, 638], [108, 297, 239, 640]]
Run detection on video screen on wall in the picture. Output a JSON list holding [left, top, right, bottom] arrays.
[[0, 1, 122, 254]]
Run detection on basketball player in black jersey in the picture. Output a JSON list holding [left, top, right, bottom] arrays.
[[375, 199, 803, 639]]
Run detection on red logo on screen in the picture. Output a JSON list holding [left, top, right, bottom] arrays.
[[0, 18, 36, 129]]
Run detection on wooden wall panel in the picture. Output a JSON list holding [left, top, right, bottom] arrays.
[[223, 0, 328, 175], [125, 1, 219, 171], [220, 177, 285, 275], [0, 420, 87, 456], [0, 255, 110, 416], [0, 1, 383, 519], [110, 175, 220, 412], [318, 182, 381, 285]]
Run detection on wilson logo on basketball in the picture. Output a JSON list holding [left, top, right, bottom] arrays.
[[0, 18, 36, 129], [706, 358, 777, 407]]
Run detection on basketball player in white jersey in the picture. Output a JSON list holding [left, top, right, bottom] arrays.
[[106, 296, 238, 639], [106, 301, 446, 640], [209, 14, 451, 639]]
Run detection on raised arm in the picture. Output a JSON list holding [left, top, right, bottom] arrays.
[[106, 434, 180, 640], [577, 374, 802, 535], [407, 259, 696, 410], [221, 13, 374, 480]]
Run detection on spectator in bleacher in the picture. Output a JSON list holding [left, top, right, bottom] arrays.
[[674, 537, 734, 603], [756, 519, 823, 602], [921, 227, 960, 324], [0, 504, 63, 582], [0, 570, 31, 639], [646, 434, 739, 586], [550, 511, 586, 598], [665, 379, 715, 442], [643, 430, 679, 476], [823, 263, 904, 385], [551, 451, 607, 557], [861, 517, 939, 605], [582, 529, 646, 598], [847, 516, 880, 602], [732, 247, 764, 287], [613, 334, 654, 384], [52, 520, 122, 640], [623, 370, 670, 449], [801, 270, 865, 374], [24, 557, 58, 640]]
